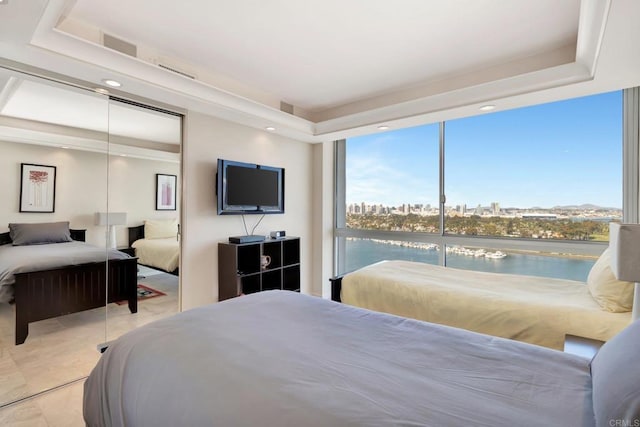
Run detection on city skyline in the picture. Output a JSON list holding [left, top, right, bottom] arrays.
[[346, 91, 623, 209], [347, 200, 622, 218]]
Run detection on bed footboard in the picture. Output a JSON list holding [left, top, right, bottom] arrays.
[[14, 258, 138, 345]]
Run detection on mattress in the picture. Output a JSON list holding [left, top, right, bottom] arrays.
[[131, 237, 179, 272], [84, 290, 594, 427], [0, 241, 130, 303], [342, 260, 631, 349]]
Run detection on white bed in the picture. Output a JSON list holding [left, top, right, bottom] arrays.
[[128, 219, 179, 273], [338, 256, 632, 350], [83, 290, 640, 426], [131, 237, 179, 273], [1, 222, 137, 344]]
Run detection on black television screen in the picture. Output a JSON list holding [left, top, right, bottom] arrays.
[[217, 159, 284, 214]]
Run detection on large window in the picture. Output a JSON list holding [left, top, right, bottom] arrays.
[[336, 91, 623, 281], [346, 124, 439, 231]]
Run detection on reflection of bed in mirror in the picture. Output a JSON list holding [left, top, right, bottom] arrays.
[[0, 223, 138, 345], [128, 220, 179, 275]]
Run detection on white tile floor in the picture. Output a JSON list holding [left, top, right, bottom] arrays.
[[0, 270, 179, 425], [0, 379, 84, 426]]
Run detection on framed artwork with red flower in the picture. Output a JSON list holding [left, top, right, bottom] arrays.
[[20, 163, 56, 213]]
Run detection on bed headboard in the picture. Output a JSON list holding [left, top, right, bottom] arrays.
[[0, 228, 86, 244], [128, 225, 145, 247]]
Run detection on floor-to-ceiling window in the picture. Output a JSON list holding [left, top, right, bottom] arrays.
[[342, 124, 440, 272], [336, 90, 623, 281]]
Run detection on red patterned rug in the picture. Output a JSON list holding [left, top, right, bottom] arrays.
[[115, 284, 166, 305]]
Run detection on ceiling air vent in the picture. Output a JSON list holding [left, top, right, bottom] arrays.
[[157, 64, 196, 80], [102, 33, 137, 57], [280, 101, 294, 115]]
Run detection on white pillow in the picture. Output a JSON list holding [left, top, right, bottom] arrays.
[[144, 219, 178, 239], [590, 319, 640, 426], [587, 248, 634, 313]]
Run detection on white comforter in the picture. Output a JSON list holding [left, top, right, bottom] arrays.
[[131, 237, 179, 273], [342, 260, 631, 350], [84, 291, 594, 427], [0, 241, 130, 303]]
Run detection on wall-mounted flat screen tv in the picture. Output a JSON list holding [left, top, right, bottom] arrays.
[[217, 159, 285, 215]]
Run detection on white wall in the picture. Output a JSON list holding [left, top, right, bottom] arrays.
[[0, 139, 179, 247], [312, 142, 335, 297], [108, 155, 180, 246], [181, 112, 313, 309]]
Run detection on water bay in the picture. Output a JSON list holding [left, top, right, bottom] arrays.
[[345, 238, 596, 282]]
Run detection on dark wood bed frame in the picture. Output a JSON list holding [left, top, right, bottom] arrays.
[[1, 230, 138, 345], [330, 275, 343, 302], [128, 225, 179, 275], [128, 224, 145, 249]]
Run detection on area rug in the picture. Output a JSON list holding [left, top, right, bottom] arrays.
[[115, 284, 166, 305]]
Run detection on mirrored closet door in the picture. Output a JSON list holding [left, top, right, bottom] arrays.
[[0, 65, 183, 408], [0, 66, 110, 406], [104, 98, 182, 342]]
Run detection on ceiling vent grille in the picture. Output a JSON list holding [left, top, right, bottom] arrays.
[[157, 63, 197, 80], [102, 33, 137, 57], [280, 101, 294, 115]]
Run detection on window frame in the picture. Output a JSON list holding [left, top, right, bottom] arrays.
[[334, 88, 638, 276]]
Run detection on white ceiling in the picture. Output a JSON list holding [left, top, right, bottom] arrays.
[[0, 0, 639, 142], [64, 0, 580, 113]]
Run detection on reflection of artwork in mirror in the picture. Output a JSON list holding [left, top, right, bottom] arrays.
[[156, 173, 177, 210], [20, 163, 56, 213]]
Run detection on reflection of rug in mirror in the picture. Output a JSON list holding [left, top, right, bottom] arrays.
[[115, 284, 166, 305]]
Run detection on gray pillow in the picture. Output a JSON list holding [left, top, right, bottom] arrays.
[[9, 221, 73, 246], [590, 319, 640, 427]]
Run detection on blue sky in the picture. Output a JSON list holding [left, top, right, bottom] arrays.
[[346, 90, 622, 209]]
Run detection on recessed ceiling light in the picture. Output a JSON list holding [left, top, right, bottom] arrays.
[[60, 146, 69, 149], [377, 125, 390, 130], [94, 88, 109, 95], [120, 154, 127, 157], [102, 79, 122, 88], [479, 105, 496, 111], [265, 126, 276, 131]]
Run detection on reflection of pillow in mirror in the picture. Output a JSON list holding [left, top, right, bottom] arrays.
[[9, 221, 73, 246], [144, 219, 178, 239], [587, 248, 634, 312]]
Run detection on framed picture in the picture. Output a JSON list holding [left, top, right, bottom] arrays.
[[20, 163, 56, 213], [156, 174, 177, 210]]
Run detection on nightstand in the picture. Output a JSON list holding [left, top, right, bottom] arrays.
[[117, 247, 135, 257], [564, 334, 605, 359]]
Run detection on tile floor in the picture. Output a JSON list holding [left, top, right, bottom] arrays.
[[0, 379, 84, 426], [0, 268, 179, 425]]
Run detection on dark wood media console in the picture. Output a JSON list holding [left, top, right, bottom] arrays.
[[218, 237, 301, 301]]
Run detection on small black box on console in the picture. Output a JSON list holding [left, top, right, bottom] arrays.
[[229, 235, 266, 244]]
